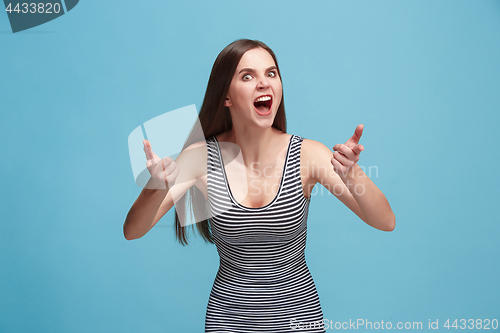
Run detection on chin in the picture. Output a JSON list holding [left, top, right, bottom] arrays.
[[253, 115, 276, 129]]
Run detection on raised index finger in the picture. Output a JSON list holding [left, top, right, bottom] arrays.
[[347, 124, 364, 145], [143, 139, 154, 160]]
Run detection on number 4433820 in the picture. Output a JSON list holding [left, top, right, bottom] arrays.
[[443, 319, 498, 330], [5, 3, 62, 14]]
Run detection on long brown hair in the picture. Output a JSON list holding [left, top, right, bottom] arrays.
[[174, 39, 287, 245]]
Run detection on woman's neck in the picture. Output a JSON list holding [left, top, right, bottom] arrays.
[[219, 126, 285, 165]]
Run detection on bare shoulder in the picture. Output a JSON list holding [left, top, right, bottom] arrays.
[[301, 138, 335, 181], [185, 140, 207, 150], [301, 138, 333, 159], [175, 140, 208, 181]]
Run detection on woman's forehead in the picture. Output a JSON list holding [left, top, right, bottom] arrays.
[[236, 48, 276, 70]]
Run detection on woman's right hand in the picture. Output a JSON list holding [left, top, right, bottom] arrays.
[[143, 139, 180, 190]]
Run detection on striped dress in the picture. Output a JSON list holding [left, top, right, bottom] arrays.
[[205, 134, 326, 333]]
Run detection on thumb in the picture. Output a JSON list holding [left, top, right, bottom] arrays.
[[352, 144, 364, 154]]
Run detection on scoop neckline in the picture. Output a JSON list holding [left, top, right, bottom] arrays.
[[213, 135, 294, 211]]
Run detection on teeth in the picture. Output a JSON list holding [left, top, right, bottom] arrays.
[[255, 96, 271, 102]]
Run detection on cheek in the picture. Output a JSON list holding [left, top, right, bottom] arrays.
[[274, 83, 283, 103], [231, 85, 252, 103], [274, 80, 283, 92]]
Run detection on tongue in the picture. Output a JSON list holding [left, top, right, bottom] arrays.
[[254, 100, 269, 113], [256, 105, 268, 112]]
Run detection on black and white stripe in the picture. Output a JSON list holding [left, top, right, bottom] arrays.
[[205, 135, 326, 333]]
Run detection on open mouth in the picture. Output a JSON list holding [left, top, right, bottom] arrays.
[[253, 95, 273, 113]]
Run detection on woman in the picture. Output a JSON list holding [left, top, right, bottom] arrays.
[[124, 39, 395, 332]]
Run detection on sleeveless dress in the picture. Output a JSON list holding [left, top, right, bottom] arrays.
[[204, 134, 326, 333]]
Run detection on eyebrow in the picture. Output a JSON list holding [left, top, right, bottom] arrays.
[[238, 66, 277, 75]]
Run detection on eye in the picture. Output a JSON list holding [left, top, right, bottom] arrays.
[[242, 74, 252, 81], [268, 71, 277, 78]]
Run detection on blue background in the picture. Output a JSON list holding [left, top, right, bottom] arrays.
[[1, 1, 499, 332]]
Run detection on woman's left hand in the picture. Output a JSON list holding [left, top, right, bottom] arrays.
[[331, 124, 365, 177]]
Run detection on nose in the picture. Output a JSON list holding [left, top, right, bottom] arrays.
[[257, 75, 271, 89]]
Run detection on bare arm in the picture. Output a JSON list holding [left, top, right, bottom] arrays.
[[123, 181, 170, 240]]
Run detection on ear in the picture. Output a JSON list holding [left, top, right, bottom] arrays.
[[224, 97, 232, 107]]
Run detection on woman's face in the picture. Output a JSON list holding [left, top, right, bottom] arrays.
[[224, 47, 283, 129]]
